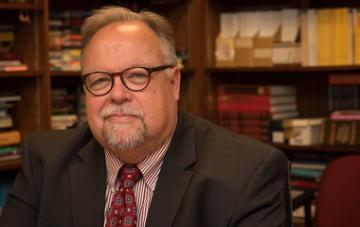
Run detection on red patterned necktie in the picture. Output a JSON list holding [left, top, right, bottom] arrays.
[[106, 164, 142, 227]]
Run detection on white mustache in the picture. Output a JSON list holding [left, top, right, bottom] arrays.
[[100, 104, 144, 119]]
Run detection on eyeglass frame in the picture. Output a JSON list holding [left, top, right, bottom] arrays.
[[81, 64, 175, 96]]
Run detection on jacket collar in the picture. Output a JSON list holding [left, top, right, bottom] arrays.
[[145, 109, 197, 227], [69, 137, 106, 227]]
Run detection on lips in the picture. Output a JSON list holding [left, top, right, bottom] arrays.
[[105, 113, 138, 123]]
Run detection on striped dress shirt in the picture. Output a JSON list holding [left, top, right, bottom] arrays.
[[103, 133, 174, 227]]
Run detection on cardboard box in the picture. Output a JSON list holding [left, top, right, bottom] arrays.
[[234, 37, 254, 67], [272, 42, 301, 65]]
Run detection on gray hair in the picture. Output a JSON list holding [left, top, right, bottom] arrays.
[[81, 6, 177, 64]]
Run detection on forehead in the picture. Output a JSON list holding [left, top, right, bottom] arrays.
[[84, 21, 163, 58]]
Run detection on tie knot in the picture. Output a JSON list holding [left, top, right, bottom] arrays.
[[119, 164, 142, 189]]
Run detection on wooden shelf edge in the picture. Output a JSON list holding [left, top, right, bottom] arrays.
[[0, 2, 43, 10], [50, 71, 80, 77], [0, 158, 21, 171], [274, 143, 360, 153], [207, 65, 360, 74], [0, 70, 40, 78]]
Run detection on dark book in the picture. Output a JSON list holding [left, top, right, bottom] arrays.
[[329, 85, 359, 111], [329, 74, 360, 85], [321, 120, 360, 145]]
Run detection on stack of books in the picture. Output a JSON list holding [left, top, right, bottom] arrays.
[[51, 88, 78, 130], [0, 93, 21, 162], [49, 11, 90, 72], [217, 84, 298, 141], [0, 21, 27, 72], [290, 160, 326, 190], [321, 74, 360, 145]]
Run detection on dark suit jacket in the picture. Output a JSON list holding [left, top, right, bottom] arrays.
[[0, 110, 290, 227]]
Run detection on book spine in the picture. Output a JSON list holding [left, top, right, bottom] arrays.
[[329, 74, 360, 85], [0, 131, 21, 146], [217, 102, 270, 112]]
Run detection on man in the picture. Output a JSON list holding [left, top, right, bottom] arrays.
[[0, 6, 291, 227]]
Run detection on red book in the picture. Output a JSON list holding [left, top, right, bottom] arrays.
[[329, 74, 360, 85], [217, 84, 297, 96], [330, 110, 360, 121], [290, 180, 319, 190], [217, 102, 297, 113]]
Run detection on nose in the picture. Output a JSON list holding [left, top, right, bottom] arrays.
[[109, 76, 131, 103]]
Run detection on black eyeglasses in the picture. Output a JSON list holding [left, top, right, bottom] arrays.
[[81, 64, 175, 96]]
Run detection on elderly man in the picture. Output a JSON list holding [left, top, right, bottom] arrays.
[[0, 6, 290, 227]]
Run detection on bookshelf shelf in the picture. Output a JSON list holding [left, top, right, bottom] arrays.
[[274, 144, 360, 153], [0, 158, 21, 172], [0, 2, 43, 10], [50, 71, 80, 77], [0, 71, 40, 78], [207, 65, 360, 74]]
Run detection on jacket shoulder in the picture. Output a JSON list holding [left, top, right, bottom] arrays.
[[23, 123, 94, 159]]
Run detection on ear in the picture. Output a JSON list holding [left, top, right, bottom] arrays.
[[170, 67, 181, 101]]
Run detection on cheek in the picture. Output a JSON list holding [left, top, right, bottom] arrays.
[[86, 96, 105, 127]]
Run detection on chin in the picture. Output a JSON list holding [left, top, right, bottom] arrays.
[[103, 120, 147, 153]]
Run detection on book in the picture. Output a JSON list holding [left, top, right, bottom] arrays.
[[0, 51, 22, 61], [0, 116, 13, 128], [354, 9, 360, 65], [290, 180, 320, 190], [307, 9, 318, 66], [291, 168, 323, 179], [0, 146, 18, 155], [331, 110, 360, 121], [292, 160, 327, 171], [317, 9, 334, 66], [0, 153, 20, 162], [334, 8, 354, 65], [0, 60, 21, 66], [321, 120, 360, 145], [0, 130, 21, 146], [0, 64, 28, 72], [329, 74, 360, 85], [217, 84, 297, 96], [328, 85, 359, 111], [0, 95, 21, 103]]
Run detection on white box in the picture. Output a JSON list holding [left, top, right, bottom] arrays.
[[283, 118, 325, 146]]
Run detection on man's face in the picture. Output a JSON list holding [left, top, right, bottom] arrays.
[[82, 21, 180, 161]]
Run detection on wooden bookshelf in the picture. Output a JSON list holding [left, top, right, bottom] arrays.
[[203, 1, 360, 224]]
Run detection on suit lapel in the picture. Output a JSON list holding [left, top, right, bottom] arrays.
[[69, 138, 106, 227], [146, 111, 196, 227]]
